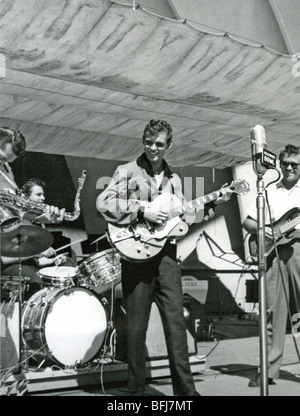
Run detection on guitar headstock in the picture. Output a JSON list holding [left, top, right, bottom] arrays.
[[228, 179, 250, 195]]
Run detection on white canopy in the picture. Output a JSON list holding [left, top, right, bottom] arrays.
[[1, 0, 299, 169]]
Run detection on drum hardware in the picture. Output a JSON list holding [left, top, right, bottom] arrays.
[[101, 296, 109, 306], [0, 276, 30, 302], [35, 359, 46, 371], [0, 228, 49, 374]]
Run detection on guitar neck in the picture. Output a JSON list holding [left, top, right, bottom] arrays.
[[280, 215, 300, 234], [133, 180, 248, 221], [170, 189, 223, 218]]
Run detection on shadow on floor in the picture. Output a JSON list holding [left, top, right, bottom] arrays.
[[210, 363, 300, 384]]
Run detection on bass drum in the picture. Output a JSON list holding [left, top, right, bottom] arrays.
[[22, 286, 108, 367]]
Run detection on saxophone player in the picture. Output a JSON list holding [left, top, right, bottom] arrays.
[[0, 127, 66, 299]]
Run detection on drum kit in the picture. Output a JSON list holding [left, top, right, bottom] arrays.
[[1, 225, 122, 370]]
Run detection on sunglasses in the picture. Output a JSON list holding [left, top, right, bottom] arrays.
[[281, 161, 300, 169]]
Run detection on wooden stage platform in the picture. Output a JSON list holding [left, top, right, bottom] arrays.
[[1, 354, 206, 395]]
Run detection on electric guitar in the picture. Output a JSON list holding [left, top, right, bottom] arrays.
[[248, 207, 300, 261], [107, 179, 250, 262]]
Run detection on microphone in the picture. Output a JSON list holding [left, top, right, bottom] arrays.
[[250, 125, 267, 175], [250, 125, 276, 176]]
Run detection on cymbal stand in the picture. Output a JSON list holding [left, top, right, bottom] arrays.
[[16, 234, 26, 374], [256, 174, 269, 396]]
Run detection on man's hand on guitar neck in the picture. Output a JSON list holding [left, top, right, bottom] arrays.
[[215, 183, 234, 204]]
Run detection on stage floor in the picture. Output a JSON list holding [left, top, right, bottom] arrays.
[[5, 315, 299, 397]]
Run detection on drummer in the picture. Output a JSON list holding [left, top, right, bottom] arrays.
[[21, 178, 76, 269], [1, 178, 75, 300]]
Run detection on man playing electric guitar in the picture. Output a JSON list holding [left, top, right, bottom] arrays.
[[97, 119, 233, 396], [243, 144, 300, 388]]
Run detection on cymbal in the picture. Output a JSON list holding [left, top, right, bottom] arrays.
[[1, 225, 54, 257]]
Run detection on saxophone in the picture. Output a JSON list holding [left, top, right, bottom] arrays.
[[0, 170, 87, 232]]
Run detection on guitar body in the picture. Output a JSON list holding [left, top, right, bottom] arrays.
[[248, 207, 300, 261], [107, 179, 249, 262], [108, 219, 189, 262]]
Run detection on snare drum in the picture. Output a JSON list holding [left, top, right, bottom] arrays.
[[77, 249, 121, 294], [22, 286, 108, 367], [39, 266, 77, 288]]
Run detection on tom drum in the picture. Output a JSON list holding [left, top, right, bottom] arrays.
[[77, 249, 121, 294]]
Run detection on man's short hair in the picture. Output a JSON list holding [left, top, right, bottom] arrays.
[[142, 120, 173, 144], [279, 144, 300, 163], [21, 178, 46, 197], [0, 127, 26, 156]]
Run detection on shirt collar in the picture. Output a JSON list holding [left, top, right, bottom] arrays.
[[276, 178, 300, 189], [137, 153, 173, 178]]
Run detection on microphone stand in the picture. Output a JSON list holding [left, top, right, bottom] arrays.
[[256, 173, 269, 396]]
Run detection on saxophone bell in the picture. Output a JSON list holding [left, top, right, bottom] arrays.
[[0, 205, 22, 232]]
